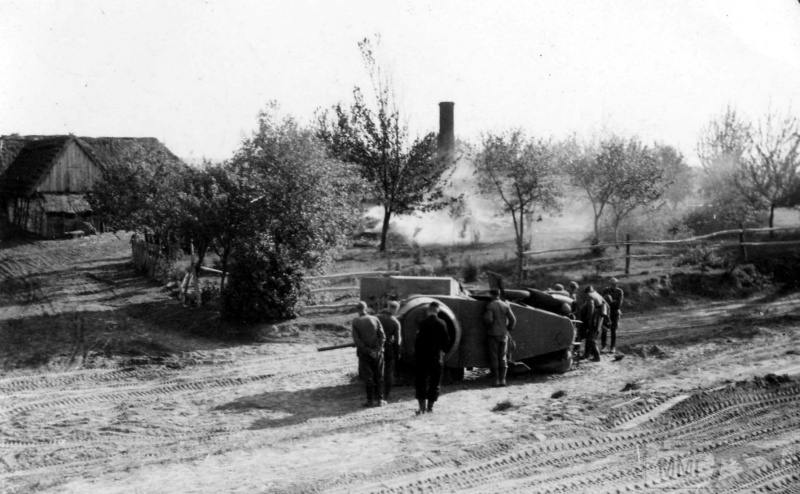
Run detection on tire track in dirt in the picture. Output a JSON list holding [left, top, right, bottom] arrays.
[[305, 382, 800, 494], [0, 368, 348, 417]]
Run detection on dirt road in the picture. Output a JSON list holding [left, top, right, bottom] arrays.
[[1, 237, 799, 493]]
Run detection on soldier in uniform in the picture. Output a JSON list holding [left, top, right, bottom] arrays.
[[579, 286, 608, 362], [414, 301, 450, 414], [351, 301, 386, 407], [602, 278, 624, 353], [484, 289, 517, 386], [377, 301, 402, 400]]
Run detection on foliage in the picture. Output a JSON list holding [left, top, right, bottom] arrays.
[[87, 145, 187, 238], [462, 257, 479, 283], [697, 107, 800, 230], [565, 136, 677, 244], [220, 236, 305, 322], [562, 138, 611, 242], [736, 111, 800, 228], [316, 36, 455, 251], [681, 203, 767, 235], [221, 104, 363, 322], [475, 129, 562, 282], [654, 144, 695, 210]]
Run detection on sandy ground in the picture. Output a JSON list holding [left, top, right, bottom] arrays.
[[1, 236, 800, 493]]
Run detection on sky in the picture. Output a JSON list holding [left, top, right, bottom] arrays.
[[1, 0, 799, 165]]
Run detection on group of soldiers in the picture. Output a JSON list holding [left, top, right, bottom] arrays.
[[351, 300, 449, 415], [350, 277, 625, 414], [557, 278, 625, 362]]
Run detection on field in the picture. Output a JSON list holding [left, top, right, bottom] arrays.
[[1, 234, 800, 493]]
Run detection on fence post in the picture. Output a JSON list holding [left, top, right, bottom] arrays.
[[625, 233, 631, 275], [739, 223, 748, 262]]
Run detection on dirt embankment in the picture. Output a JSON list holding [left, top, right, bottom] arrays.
[[1, 235, 799, 493]]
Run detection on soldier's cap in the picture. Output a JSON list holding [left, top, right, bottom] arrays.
[[356, 301, 368, 311], [610, 277, 619, 284], [553, 283, 564, 291], [569, 281, 579, 290]]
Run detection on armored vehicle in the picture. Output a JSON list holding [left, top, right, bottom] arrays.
[[360, 276, 576, 379]]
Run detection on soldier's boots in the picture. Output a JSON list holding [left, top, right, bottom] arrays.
[[499, 367, 508, 387], [492, 368, 501, 387]]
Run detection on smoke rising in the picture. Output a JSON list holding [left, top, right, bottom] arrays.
[[366, 151, 594, 250]]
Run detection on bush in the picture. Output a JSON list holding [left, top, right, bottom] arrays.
[[221, 241, 305, 323], [675, 245, 726, 272], [462, 257, 479, 283], [200, 280, 220, 306], [682, 204, 767, 235]]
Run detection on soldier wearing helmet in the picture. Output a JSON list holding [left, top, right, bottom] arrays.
[[377, 300, 402, 400], [352, 301, 386, 407], [602, 278, 624, 353]]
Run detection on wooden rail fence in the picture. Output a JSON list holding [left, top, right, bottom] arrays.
[[523, 226, 800, 276]]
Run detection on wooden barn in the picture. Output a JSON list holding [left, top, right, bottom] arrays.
[[0, 135, 182, 238]]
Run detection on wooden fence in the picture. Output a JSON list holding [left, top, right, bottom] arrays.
[[130, 234, 167, 279], [523, 226, 800, 277]]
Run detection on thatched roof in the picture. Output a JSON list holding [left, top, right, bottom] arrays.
[[0, 136, 27, 176], [0, 135, 184, 197]]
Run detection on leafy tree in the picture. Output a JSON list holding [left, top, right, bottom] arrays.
[[735, 111, 800, 231], [475, 130, 562, 282], [317, 37, 454, 251], [87, 145, 187, 240], [605, 138, 670, 244], [696, 107, 766, 228], [222, 105, 363, 322], [655, 144, 694, 210], [563, 138, 616, 243]]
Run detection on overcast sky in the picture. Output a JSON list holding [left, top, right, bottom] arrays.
[[1, 0, 799, 165]]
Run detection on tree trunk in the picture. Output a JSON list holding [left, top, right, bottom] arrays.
[[593, 213, 600, 244], [220, 250, 228, 292], [769, 203, 775, 238], [379, 208, 392, 252], [514, 208, 524, 284]]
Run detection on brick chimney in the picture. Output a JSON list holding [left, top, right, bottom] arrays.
[[438, 102, 455, 158]]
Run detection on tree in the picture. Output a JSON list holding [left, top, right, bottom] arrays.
[[563, 138, 616, 243], [605, 138, 670, 244], [475, 130, 562, 282], [317, 37, 454, 251], [222, 105, 363, 322], [696, 107, 765, 227], [736, 111, 800, 232], [87, 145, 187, 238], [655, 144, 694, 210], [697, 107, 800, 232]]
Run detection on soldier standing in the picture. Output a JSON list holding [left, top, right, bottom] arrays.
[[602, 278, 624, 353], [377, 301, 402, 400], [579, 286, 607, 362], [352, 301, 386, 407], [414, 301, 450, 414], [484, 289, 517, 386]]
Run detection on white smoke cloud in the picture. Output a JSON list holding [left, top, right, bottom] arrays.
[[365, 153, 594, 250]]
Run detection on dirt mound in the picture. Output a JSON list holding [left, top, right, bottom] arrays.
[[617, 344, 670, 359]]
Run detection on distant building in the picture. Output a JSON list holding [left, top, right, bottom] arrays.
[[0, 135, 183, 238]]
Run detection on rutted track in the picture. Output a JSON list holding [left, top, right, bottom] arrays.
[[313, 381, 800, 494]]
